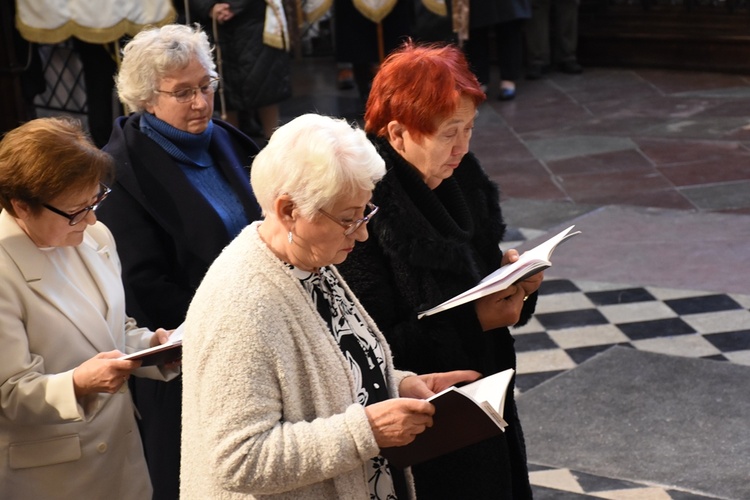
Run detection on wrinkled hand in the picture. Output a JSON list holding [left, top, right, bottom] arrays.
[[72, 351, 142, 397], [399, 370, 482, 399], [474, 284, 526, 331], [211, 2, 235, 23], [365, 398, 435, 448], [502, 248, 544, 298]]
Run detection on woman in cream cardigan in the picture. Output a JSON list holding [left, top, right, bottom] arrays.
[[181, 114, 480, 499]]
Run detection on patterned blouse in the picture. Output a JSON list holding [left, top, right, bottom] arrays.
[[292, 265, 401, 500]]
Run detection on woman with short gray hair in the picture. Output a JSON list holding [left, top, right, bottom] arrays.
[[98, 23, 262, 500], [115, 23, 217, 114]]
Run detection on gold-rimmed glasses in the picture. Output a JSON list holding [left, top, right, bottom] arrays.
[[154, 77, 220, 103]]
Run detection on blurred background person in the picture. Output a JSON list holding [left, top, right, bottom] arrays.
[[525, 0, 582, 79], [98, 23, 262, 500], [191, 0, 292, 142], [0, 117, 177, 499], [337, 42, 542, 499], [181, 113, 481, 499], [464, 0, 531, 101], [333, 0, 414, 108]]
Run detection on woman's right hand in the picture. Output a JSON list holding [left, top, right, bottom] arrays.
[[72, 351, 141, 397], [210, 3, 235, 23], [474, 284, 527, 331], [365, 398, 435, 448]]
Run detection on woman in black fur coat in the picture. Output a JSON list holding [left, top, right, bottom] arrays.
[[337, 42, 542, 499]]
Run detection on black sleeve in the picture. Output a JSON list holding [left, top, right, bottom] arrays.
[[98, 184, 195, 330], [340, 236, 482, 375]]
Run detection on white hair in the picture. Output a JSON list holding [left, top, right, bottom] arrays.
[[251, 114, 386, 218], [116, 24, 217, 112]]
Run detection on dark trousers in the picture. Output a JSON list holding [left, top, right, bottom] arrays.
[[465, 19, 526, 86], [131, 376, 182, 500], [525, 0, 579, 65], [72, 40, 121, 148]]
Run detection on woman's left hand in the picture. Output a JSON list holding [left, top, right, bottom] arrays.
[[399, 370, 482, 399], [149, 328, 182, 369], [501, 248, 544, 299], [149, 327, 173, 347]]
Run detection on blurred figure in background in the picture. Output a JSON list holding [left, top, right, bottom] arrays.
[[98, 23, 262, 499], [525, 0, 582, 79], [191, 0, 292, 141], [333, 0, 413, 108], [464, 0, 531, 101]]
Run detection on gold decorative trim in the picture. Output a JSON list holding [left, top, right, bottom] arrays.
[[352, 0, 398, 24], [15, 9, 176, 45], [303, 0, 333, 25], [422, 0, 447, 17]]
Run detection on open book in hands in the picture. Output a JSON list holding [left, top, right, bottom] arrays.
[[119, 323, 184, 366], [417, 225, 581, 319], [380, 368, 515, 468]]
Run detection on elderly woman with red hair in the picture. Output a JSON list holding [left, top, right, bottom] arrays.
[[338, 42, 542, 499]]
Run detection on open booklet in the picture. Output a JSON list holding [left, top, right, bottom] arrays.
[[119, 323, 184, 366], [417, 225, 581, 319], [380, 368, 514, 468]]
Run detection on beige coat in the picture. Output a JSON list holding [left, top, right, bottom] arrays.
[[181, 221, 415, 499], [0, 211, 174, 499]]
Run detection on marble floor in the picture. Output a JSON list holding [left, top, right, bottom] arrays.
[[280, 57, 750, 499]]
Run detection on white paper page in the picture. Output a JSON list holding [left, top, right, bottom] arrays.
[[169, 322, 185, 342], [458, 368, 514, 417]]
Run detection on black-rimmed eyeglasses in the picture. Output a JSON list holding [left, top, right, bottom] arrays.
[[43, 183, 111, 226], [154, 77, 220, 103], [319, 202, 379, 236]]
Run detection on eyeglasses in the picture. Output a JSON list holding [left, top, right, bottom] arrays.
[[43, 183, 111, 226], [318, 202, 379, 236], [154, 77, 220, 103]]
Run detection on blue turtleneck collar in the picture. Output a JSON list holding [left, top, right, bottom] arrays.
[[140, 113, 214, 167]]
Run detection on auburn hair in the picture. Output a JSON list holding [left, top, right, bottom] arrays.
[[0, 117, 113, 216], [364, 41, 486, 141]]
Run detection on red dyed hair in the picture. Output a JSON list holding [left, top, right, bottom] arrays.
[[365, 41, 486, 140]]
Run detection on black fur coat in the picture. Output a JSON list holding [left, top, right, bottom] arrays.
[[338, 136, 535, 499]]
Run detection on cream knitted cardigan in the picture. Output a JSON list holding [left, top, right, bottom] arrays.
[[181, 221, 415, 499]]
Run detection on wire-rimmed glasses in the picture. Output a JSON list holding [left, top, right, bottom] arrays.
[[318, 202, 379, 236]]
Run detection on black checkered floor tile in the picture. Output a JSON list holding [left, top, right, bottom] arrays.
[[513, 277, 750, 499], [514, 278, 750, 394]]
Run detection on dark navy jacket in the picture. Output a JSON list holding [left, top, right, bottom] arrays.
[[98, 113, 261, 500]]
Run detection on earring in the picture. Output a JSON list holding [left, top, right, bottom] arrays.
[[288, 231, 293, 244]]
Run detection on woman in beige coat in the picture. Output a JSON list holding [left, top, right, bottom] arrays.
[[181, 114, 480, 499], [0, 117, 177, 499]]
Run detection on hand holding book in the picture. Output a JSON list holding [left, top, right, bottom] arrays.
[[417, 225, 581, 319], [119, 323, 184, 366], [380, 369, 515, 468]]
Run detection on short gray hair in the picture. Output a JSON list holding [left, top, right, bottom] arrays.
[[251, 114, 386, 218], [116, 24, 217, 112]]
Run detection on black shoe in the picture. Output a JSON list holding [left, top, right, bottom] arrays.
[[525, 64, 544, 80], [559, 61, 583, 74]]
